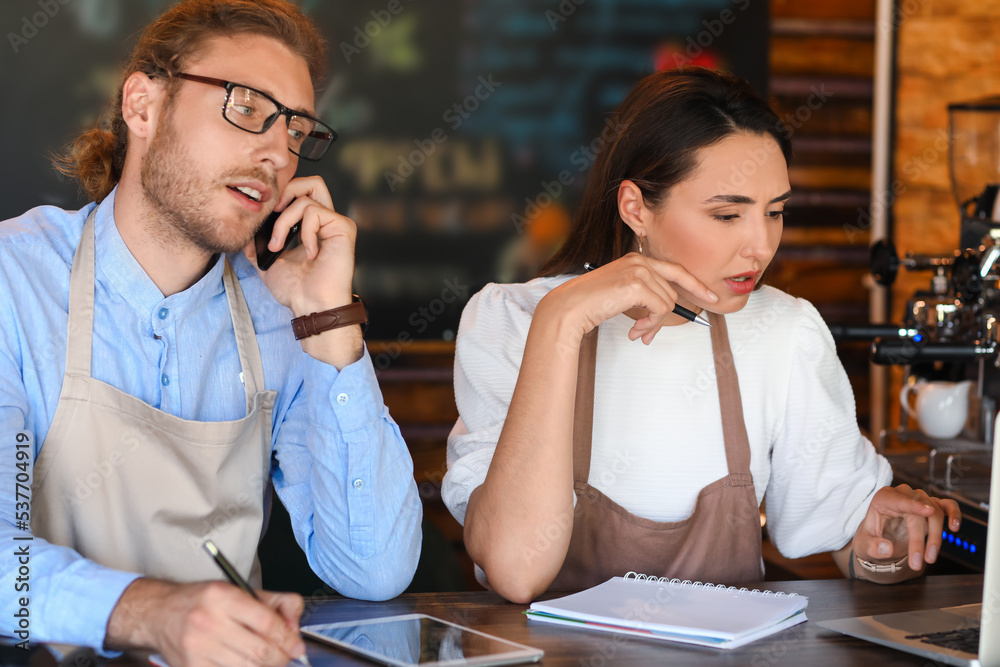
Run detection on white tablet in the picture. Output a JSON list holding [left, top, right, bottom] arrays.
[[301, 613, 544, 667]]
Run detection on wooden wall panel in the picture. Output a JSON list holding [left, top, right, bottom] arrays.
[[771, 37, 875, 78], [772, 0, 875, 21], [768, 0, 877, 429]]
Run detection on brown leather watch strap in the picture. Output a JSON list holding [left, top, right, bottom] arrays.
[[291, 297, 367, 340]]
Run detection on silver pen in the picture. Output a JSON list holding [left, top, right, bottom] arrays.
[[203, 540, 312, 667], [583, 261, 711, 327]]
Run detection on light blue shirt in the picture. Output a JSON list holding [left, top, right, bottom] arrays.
[[0, 189, 422, 649]]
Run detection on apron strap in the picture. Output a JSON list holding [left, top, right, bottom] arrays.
[[65, 210, 99, 377], [572, 327, 599, 483], [222, 260, 267, 411], [67, 209, 266, 413], [571, 312, 754, 483], [707, 312, 753, 475]]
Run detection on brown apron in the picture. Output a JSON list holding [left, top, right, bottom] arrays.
[[550, 311, 763, 591], [31, 209, 275, 586]]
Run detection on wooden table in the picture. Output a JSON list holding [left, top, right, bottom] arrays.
[[294, 575, 985, 666], [15, 575, 980, 666]]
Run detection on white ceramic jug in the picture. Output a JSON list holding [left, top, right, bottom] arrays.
[[899, 379, 972, 440]]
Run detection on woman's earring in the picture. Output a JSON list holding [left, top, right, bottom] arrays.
[[637, 235, 644, 256]]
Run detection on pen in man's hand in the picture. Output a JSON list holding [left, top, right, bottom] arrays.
[[583, 262, 711, 327], [203, 539, 312, 667]]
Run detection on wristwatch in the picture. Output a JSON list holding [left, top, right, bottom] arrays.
[[291, 295, 368, 340]]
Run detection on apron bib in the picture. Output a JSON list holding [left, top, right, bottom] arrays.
[[550, 311, 763, 591], [31, 210, 276, 586]]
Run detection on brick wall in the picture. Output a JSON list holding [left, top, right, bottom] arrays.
[[894, 0, 1000, 259], [888, 0, 1000, 425]]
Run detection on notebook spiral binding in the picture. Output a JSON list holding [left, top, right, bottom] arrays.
[[623, 571, 798, 597]]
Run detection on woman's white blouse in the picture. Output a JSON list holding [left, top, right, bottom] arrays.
[[442, 276, 893, 559]]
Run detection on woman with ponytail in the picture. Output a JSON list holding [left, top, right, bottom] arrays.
[[442, 67, 960, 603]]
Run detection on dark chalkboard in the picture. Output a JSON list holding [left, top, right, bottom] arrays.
[[0, 0, 767, 343]]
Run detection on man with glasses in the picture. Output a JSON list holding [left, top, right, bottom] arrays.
[[0, 1, 421, 665], [172, 72, 338, 162]]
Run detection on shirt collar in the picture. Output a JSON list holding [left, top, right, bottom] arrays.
[[93, 187, 227, 324]]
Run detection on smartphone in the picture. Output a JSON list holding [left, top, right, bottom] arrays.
[[254, 210, 301, 270]]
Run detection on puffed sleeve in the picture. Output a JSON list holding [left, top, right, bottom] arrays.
[[441, 282, 542, 525], [764, 299, 893, 558]]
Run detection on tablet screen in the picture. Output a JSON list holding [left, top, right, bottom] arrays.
[[302, 614, 543, 667]]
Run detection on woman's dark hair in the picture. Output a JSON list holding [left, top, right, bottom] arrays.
[[538, 67, 792, 277]]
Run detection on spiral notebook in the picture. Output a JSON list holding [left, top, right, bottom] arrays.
[[526, 572, 808, 650]]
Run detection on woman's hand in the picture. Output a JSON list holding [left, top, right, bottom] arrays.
[[536, 252, 719, 345], [851, 484, 961, 582]]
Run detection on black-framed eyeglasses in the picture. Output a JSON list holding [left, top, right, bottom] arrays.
[[173, 72, 337, 161]]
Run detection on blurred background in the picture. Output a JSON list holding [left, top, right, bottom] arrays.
[[0, 0, 767, 342], [3, 0, 996, 590]]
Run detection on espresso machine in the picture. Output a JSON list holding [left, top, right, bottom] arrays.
[[846, 96, 1000, 572]]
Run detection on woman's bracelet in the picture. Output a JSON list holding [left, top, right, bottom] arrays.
[[850, 547, 912, 583], [856, 553, 909, 573]]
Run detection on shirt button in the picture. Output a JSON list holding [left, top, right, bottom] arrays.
[[337, 393, 349, 405], [161, 374, 169, 386], [158, 308, 169, 320], [353, 478, 364, 490]]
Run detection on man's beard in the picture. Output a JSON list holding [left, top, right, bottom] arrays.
[[139, 105, 273, 256]]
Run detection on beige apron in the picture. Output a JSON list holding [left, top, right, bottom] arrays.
[[31, 209, 276, 586], [550, 311, 763, 591]]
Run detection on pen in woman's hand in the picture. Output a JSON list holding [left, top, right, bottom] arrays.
[[203, 540, 312, 667], [583, 262, 711, 327]]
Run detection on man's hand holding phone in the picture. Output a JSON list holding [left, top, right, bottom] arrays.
[[244, 175, 363, 369], [254, 212, 301, 271]]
